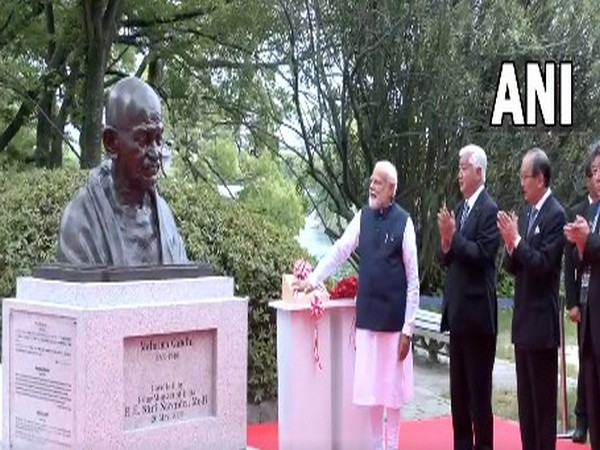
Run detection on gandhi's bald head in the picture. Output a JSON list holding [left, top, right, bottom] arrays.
[[105, 77, 162, 130], [102, 77, 164, 195]]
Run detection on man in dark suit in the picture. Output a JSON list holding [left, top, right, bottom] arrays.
[[564, 160, 597, 443], [498, 148, 566, 450], [438, 144, 500, 450], [564, 142, 600, 450]]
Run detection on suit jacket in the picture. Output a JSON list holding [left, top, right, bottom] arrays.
[[440, 189, 500, 335], [573, 200, 600, 356], [504, 193, 566, 350], [564, 197, 591, 310]]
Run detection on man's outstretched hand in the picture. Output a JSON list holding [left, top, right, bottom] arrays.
[[292, 278, 314, 292]]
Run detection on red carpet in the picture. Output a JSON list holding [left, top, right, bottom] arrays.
[[247, 416, 591, 449]]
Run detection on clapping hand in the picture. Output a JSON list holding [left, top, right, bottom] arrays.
[[497, 211, 519, 251], [564, 215, 590, 255], [437, 203, 455, 252], [567, 306, 581, 323]]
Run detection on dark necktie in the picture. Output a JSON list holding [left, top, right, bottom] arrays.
[[527, 207, 538, 235], [459, 203, 470, 230], [592, 204, 600, 233]]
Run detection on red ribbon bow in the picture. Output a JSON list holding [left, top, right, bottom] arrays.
[[293, 259, 313, 281], [310, 295, 324, 320]]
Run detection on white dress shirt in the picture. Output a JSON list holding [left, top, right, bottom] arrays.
[[512, 188, 552, 251], [463, 184, 485, 215]]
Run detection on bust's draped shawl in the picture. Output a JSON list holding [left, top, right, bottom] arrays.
[[57, 159, 188, 266]]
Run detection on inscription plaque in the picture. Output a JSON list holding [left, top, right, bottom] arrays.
[[9, 311, 76, 449], [123, 329, 216, 430]]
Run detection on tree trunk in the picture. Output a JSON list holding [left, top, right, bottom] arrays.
[[0, 99, 35, 153], [35, 90, 55, 167], [49, 99, 67, 168], [34, 0, 58, 168], [79, 0, 125, 169], [0, 34, 69, 154], [79, 43, 106, 168], [147, 54, 165, 88], [50, 59, 82, 168]]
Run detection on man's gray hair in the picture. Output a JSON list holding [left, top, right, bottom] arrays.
[[459, 144, 487, 183], [374, 160, 398, 195]]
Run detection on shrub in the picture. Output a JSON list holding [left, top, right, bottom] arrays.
[[0, 167, 309, 403], [0, 168, 88, 297]]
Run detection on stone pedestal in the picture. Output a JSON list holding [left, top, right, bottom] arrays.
[[2, 269, 248, 450], [270, 299, 370, 450]]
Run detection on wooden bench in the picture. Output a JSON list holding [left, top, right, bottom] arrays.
[[412, 308, 449, 362]]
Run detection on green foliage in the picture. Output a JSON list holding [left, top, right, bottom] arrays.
[[496, 267, 516, 299], [0, 168, 88, 297], [0, 127, 36, 170], [0, 168, 308, 403], [237, 151, 306, 234], [203, 136, 243, 182], [172, 135, 307, 235]]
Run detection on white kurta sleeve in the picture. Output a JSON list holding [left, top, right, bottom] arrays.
[[307, 211, 361, 287], [401, 216, 420, 337]]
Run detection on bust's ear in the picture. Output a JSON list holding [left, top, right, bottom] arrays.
[[103, 127, 118, 159]]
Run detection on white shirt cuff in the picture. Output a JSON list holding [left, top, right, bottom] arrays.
[[306, 273, 318, 289]]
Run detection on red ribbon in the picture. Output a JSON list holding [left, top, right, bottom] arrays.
[[310, 295, 324, 370], [293, 259, 313, 281], [348, 313, 357, 351], [313, 324, 322, 370]]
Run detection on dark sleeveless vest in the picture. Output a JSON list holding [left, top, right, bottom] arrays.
[[356, 202, 409, 331]]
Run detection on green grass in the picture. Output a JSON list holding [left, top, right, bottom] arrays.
[[492, 386, 578, 427], [494, 308, 580, 423], [436, 307, 581, 423], [495, 308, 579, 362], [440, 387, 574, 424]]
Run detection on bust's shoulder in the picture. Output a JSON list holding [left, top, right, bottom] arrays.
[[60, 185, 94, 232], [60, 164, 109, 232], [154, 192, 178, 222]]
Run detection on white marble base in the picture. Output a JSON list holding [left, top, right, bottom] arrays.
[[274, 302, 333, 449], [3, 276, 248, 450], [270, 299, 371, 450]]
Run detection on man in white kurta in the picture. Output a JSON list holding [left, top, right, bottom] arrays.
[[296, 160, 420, 450]]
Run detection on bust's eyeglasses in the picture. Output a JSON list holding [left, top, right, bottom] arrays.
[[117, 125, 164, 148], [519, 173, 535, 180]]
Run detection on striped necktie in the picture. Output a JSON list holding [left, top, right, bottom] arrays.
[[527, 207, 538, 235], [592, 203, 600, 233], [459, 203, 470, 230]]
